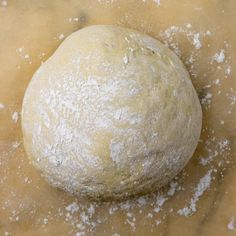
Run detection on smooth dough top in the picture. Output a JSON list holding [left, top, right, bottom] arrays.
[[22, 25, 202, 200]]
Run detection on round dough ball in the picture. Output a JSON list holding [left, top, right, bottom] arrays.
[[22, 25, 202, 200]]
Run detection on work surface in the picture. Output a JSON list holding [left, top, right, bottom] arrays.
[[0, 1, 236, 235]]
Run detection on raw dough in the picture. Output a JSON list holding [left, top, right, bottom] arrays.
[[21, 25, 202, 200]]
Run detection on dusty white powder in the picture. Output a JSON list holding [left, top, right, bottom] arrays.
[[105, 180, 181, 231], [43, 218, 48, 224], [178, 170, 212, 216], [126, 212, 136, 231], [142, 0, 161, 5], [68, 17, 79, 22], [123, 55, 129, 65], [97, 0, 116, 3], [16, 47, 32, 64], [160, 25, 208, 52], [200, 92, 212, 107], [153, 195, 167, 213], [24, 177, 32, 184], [76, 232, 85, 236], [0, 103, 5, 110], [225, 66, 231, 75], [212, 49, 225, 63], [153, 0, 161, 6], [228, 216, 236, 231], [12, 141, 21, 149], [12, 111, 19, 123], [167, 181, 179, 196], [192, 33, 201, 49], [186, 23, 192, 29], [65, 202, 80, 214], [1, 0, 7, 6], [137, 196, 147, 206], [109, 205, 119, 215], [200, 138, 230, 166], [226, 88, 236, 107], [58, 34, 65, 40]]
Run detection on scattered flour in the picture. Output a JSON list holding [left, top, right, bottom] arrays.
[[68, 17, 79, 22], [159, 25, 208, 52], [64, 202, 99, 235], [167, 181, 179, 196], [137, 196, 147, 206], [225, 66, 231, 75], [178, 170, 212, 216], [212, 49, 225, 63], [226, 88, 236, 106], [24, 177, 32, 184], [16, 47, 32, 64], [65, 202, 80, 214], [1, 0, 7, 7], [43, 218, 48, 224], [153, 0, 161, 6], [200, 138, 230, 166], [153, 195, 167, 213], [123, 55, 129, 65], [76, 232, 85, 236], [97, 0, 116, 3], [11, 111, 19, 123], [200, 92, 212, 107], [142, 0, 161, 5], [126, 212, 136, 231], [12, 141, 21, 149], [0, 103, 5, 110], [192, 33, 201, 49], [58, 34, 65, 40], [228, 216, 236, 231]]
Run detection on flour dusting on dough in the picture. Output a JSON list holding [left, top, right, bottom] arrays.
[[22, 25, 202, 200]]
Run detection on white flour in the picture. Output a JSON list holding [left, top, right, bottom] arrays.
[[212, 49, 225, 63], [0, 102, 5, 109], [228, 216, 236, 231], [11, 111, 19, 123], [178, 170, 212, 216]]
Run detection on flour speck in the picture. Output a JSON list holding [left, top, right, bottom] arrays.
[[12, 111, 19, 123], [1, 0, 7, 7], [228, 216, 236, 231], [58, 34, 65, 40], [65, 202, 80, 214], [0, 103, 5, 110], [192, 33, 201, 49], [153, 0, 161, 6], [212, 49, 225, 63]]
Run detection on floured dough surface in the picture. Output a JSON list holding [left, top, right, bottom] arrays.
[[21, 25, 202, 200]]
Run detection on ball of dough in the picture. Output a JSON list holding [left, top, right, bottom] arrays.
[[22, 25, 202, 200]]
